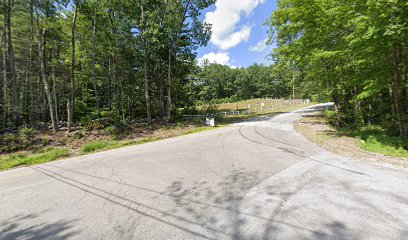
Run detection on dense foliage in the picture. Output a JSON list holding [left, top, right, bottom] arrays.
[[0, 0, 296, 134], [0, 0, 214, 132], [187, 62, 291, 105], [268, 0, 408, 139]]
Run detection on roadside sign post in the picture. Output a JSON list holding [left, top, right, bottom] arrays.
[[206, 115, 216, 127]]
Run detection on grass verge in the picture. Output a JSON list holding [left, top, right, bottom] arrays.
[[185, 125, 220, 134], [294, 115, 408, 169], [340, 126, 408, 158], [0, 103, 310, 171], [79, 126, 219, 154], [0, 148, 69, 171], [219, 103, 309, 124]]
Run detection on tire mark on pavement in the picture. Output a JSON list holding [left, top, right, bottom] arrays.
[[219, 128, 236, 167], [253, 125, 297, 147], [31, 166, 227, 239], [238, 126, 369, 176], [42, 163, 283, 222]]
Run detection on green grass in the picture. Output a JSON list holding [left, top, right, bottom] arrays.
[[0, 148, 69, 171], [79, 137, 169, 154], [215, 99, 309, 113], [79, 127, 222, 155], [339, 125, 408, 158], [218, 104, 308, 124], [185, 125, 220, 134], [0, 104, 310, 171], [80, 140, 134, 154], [135, 136, 162, 144], [215, 99, 285, 111], [0, 125, 222, 171]]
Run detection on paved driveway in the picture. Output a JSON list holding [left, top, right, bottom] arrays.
[[1, 104, 407, 240]]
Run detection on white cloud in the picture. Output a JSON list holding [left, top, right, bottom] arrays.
[[205, 0, 266, 50], [199, 52, 231, 65], [249, 39, 267, 52]]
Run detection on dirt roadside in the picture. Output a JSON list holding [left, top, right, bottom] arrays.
[[294, 114, 408, 170]]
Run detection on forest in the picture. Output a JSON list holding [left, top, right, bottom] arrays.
[[1, 0, 407, 142], [0, 0, 295, 134], [0, 0, 212, 133], [268, 0, 408, 139]]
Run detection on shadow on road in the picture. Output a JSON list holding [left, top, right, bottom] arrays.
[[24, 162, 407, 239], [162, 169, 363, 240], [0, 212, 79, 240], [3, 102, 406, 239]]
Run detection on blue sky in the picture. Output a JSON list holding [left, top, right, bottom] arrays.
[[197, 0, 278, 68]]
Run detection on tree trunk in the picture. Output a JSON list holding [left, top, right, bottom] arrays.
[[119, 73, 125, 124], [389, 86, 396, 116], [166, 50, 172, 118], [353, 87, 363, 125], [158, 61, 164, 118], [332, 90, 341, 127], [166, 0, 191, 119], [68, 1, 80, 132], [0, 29, 3, 125], [1, 29, 8, 128], [144, 47, 151, 122], [158, 1, 169, 119], [67, 101, 71, 131], [393, 44, 407, 139], [292, 75, 295, 100], [107, 58, 112, 110], [139, 2, 151, 122], [4, 0, 19, 126], [91, 0, 100, 118], [51, 50, 58, 126], [35, 12, 57, 133], [24, 0, 34, 124]]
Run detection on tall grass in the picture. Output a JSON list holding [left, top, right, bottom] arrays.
[[0, 148, 69, 171], [80, 140, 127, 154], [79, 138, 161, 154], [323, 109, 408, 158], [353, 126, 408, 158]]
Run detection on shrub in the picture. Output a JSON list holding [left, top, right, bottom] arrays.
[[180, 106, 199, 115], [113, 121, 127, 133], [338, 125, 408, 158], [204, 102, 219, 114], [176, 122, 188, 128], [19, 127, 34, 140], [79, 140, 136, 154], [73, 131, 85, 139], [59, 136, 69, 145], [104, 126, 117, 135], [42, 137, 50, 146], [324, 109, 338, 126], [80, 140, 112, 154], [3, 134, 17, 144], [359, 134, 408, 158]]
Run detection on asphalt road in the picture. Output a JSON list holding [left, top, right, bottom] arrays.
[[1, 104, 407, 240]]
